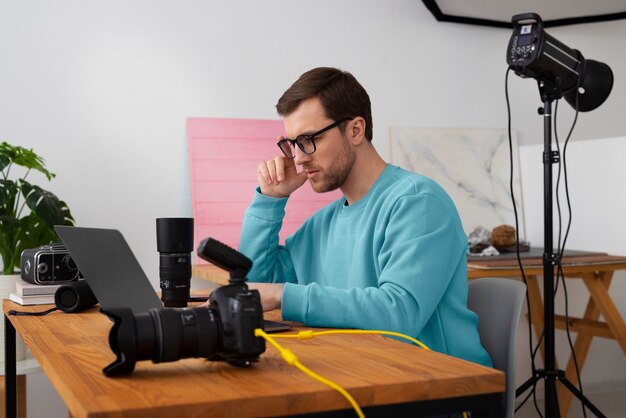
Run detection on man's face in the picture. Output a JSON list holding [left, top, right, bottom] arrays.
[[283, 97, 355, 193]]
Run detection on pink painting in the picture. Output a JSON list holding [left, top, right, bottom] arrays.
[[187, 117, 341, 262]]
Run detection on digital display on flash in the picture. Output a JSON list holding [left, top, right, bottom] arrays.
[[517, 35, 532, 46]]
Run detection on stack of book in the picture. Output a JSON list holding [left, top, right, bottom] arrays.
[[9, 277, 61, 305]]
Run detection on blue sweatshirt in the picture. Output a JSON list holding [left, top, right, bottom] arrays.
[[239, 164, 492, 367]]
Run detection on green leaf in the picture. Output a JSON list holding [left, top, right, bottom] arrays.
[[0, 141, 55, 180], [0, 179, 18, 216], [20, 180, 65, 228], [0, 215, 20, 274], [0, 214, 58, 274], [16, 213, 58, 255], [0, 154, 10, 173], [1, 142, 74, 274], [58, 200, 76, 224], [0, 215, 19, 251]]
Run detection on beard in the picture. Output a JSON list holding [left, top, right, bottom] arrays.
[[307, 137, 356, 193]]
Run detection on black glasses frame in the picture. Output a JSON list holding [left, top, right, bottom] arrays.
[[277, 117, 353, 159]]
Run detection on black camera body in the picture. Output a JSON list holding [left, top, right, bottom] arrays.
[[20, 243, 81, 284], [101, 237, 265, 376], [207, 283, 265, 363]]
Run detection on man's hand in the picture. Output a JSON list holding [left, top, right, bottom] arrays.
[[197, 283, 283, 312], [247, 282, 284, 312], [257, 149, 307, 198]]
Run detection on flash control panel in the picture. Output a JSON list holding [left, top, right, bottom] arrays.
[[508, 24, 538, 64]]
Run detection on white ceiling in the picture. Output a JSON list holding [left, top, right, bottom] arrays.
[[425, 0, 626, 27]]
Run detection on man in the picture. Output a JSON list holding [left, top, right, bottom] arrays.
[[241, 67, 491, 367]]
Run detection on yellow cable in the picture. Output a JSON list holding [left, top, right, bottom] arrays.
[[269, 328, 431, 350], [255, 328, 365, 418], [256, 328, 471, 417]]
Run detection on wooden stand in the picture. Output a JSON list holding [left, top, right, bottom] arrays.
[[468, 253, 626, 416]]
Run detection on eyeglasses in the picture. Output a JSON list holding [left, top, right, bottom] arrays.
[[277, 117, 352, 159]]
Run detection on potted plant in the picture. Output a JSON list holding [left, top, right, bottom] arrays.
[[0, 141, 75, 276]]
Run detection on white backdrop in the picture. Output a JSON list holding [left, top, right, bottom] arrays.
[[1, 1, 625, 416]]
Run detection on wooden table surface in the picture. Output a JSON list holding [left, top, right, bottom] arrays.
[[4, 299, 503, 418], [467, 253, 626, 278]]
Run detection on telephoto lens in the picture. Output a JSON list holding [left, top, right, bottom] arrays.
[[156, 218, 194, 307]]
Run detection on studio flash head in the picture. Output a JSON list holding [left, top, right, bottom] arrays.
[[156, 217, 194, 307], [506, 13, 613, 111]]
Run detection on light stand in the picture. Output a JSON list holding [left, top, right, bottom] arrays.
[[506, 13, 613, 417], [513, 83, 606, 418]]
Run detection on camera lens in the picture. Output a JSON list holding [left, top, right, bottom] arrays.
[[148, 307, 220, 362], [103, 306, 221, 375], [156, 218, 194, 307], [158, 253, 192, 307]]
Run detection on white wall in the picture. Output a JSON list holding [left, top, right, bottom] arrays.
[[1, 1, 625, 416]]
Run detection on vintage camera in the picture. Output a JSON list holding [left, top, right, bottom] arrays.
[[20, 243, 81, 284], [101, 237, 265, 376]]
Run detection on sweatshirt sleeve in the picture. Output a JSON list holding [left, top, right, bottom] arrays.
[[281, 191, 467, 337], [238, 188, 298, 284]]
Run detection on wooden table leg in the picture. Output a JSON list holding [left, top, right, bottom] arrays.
[[0, 375, 26, 418], [557, 272, 614, 417], [583, 273, 626, 354]]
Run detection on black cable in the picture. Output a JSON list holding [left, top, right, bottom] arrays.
[[527, 80, 586, 418], [553, 98, 563, 301], [523, 98, 564, 390], [505, 67, 536, 371], [533, 385, 545, 418], [8, 307, 59, 316], [532, 329, 545, 362], [559, 263, 588, 418], [554, 81, 587, 418], [554, 99, 564, 257], [557, 85, 579, 267], [505, 67, 542, 416]]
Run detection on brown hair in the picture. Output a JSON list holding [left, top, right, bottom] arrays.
[[276, 67, 373, 141]]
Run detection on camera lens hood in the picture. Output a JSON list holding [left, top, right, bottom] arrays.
[[156, 218, 194, 253], [100, 307, 138, 376]]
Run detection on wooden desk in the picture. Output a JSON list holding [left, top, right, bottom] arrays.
[[4, 299, 504, 418], [468, 253, 626, 417]]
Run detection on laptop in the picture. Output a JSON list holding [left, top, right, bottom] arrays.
[[54, 226, 291, 332]]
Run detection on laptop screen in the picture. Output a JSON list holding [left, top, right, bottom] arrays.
[[55, 226, 163, 315]]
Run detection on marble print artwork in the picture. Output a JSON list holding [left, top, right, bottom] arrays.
[[389, 128, 525, 238]]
